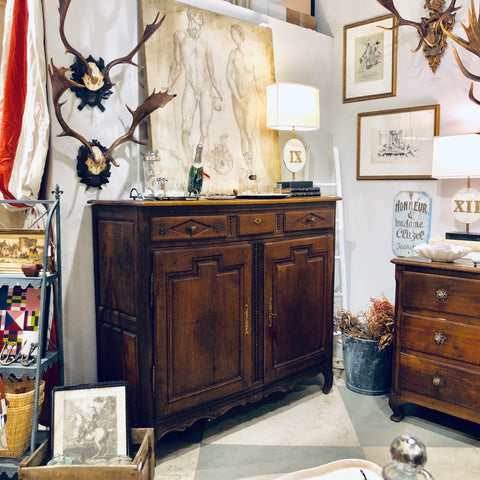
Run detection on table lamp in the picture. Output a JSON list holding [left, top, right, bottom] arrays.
[[266, 82, 320, 189], [432, 133, 480, 241]]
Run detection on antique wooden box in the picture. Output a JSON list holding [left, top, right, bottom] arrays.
[[18, 428, 154, 480]]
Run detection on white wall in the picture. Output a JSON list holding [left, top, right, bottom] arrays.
[[42, 0, 333, 384], [318, 0, 480, 313], [43, 0, 480, 384]]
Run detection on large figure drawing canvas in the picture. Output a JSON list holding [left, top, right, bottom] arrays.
[[141, 0, 280, 194]]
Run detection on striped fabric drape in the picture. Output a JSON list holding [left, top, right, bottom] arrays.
[[0, 0, 49, 209]]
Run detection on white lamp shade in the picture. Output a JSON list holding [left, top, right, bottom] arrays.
[[432, 133, 480, 178], [266, 82, 320, 131]]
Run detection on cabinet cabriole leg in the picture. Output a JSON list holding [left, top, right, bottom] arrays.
[[322, 368, 334, 393], [389, 395, 404, 422]]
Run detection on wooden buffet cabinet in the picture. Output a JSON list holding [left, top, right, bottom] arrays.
[[390, 257, 480, 425], [90, 197, 337, 439]]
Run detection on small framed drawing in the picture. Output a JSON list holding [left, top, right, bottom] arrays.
[[52, 381, 129, 464], [343, 14, 397, 103], [0, 229, 45, 273], [357, 104, 440, 180]]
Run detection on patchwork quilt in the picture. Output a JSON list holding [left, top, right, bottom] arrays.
[[0, 285, 41, 356]]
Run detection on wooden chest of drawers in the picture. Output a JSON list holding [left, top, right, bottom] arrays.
[[390, 257, 480, 424]]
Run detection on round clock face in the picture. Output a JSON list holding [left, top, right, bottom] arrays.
[[450, 187, 480, 225], [283, 138, 306, 173]]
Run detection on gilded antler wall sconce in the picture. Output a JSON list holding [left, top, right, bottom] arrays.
[[441, 0, 480, 105], [377, 0, 460, 73]]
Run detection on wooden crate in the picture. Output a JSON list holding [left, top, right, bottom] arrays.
[[18, 428, 154, 480]]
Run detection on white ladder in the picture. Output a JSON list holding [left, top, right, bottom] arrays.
[[317, 146, 348, 313]]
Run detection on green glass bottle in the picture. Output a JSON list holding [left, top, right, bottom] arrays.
[[188, 144, 204, 196]]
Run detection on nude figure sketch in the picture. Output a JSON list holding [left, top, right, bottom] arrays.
[[141, 0, 279, 191], [167, 8, 223, 172], [226, 24, 264, 176]]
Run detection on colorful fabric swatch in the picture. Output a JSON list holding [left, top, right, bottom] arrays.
[[0, 286, 40, 355]]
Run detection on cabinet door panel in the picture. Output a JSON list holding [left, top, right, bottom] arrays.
[[263, 235, 334, 381], [154, 244, 252, 414], [97, 321, 143, 423]]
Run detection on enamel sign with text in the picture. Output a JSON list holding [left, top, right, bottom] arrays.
[[392, 191, 432, 257]]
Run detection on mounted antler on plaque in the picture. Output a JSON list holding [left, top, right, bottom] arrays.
[[59, 0, 165, 111], [377, 0, 460, 72], [51, 0, 176, 189], [441, 0, 480, 105], [49, 60, 175, 189]]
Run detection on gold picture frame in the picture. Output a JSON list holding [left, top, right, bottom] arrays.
[[0, 229, 45, 273], [343, 14, 397, 103], [357, 105, 440, 180]]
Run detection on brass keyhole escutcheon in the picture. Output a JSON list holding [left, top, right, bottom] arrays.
[[268, 298, 277, 328], [186, 225, 197, 235], [254, 218, 262, 225], [436, 288, 448, 301], [434, 331, 447, 345]]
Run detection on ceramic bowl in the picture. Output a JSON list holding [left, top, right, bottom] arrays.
[[413, 242, 472, 262]]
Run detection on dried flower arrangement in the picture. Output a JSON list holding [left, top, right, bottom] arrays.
[[334, 294, 395, 351]]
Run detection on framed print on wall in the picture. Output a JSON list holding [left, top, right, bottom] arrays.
[[343, 14, 397, 103], [357, 104, 440, 180]]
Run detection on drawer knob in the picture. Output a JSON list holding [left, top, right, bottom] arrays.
[[432, 374, 444, 387], [436, 288, 448, 301], [434, 331, 447, 345], [186, 225, 197, 235], [306, 217, 316, 225], [254, 218, 262, 225]]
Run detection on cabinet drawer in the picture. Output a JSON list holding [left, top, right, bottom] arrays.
[[238, 213, 277, 236], [151, 215, 228, 241], [398, 352, 480, 412], [401, 271, 480, 317], [401, 313, 480, 364], [284, 209, 334, 232]]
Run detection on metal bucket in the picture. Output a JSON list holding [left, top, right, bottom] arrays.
[[342, 336, 392, 396]]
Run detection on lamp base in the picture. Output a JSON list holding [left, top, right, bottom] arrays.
[[445, 231, 480, 242]]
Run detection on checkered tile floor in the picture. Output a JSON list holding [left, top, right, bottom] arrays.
[[154, 365, 480, 480]]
